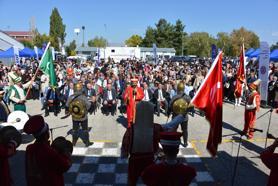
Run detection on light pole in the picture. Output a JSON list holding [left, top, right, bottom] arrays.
[[74, 28, 80, 47], [82, 26, 85, 47]]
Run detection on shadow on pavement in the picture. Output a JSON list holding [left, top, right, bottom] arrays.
[[202, 151, 268, 186]]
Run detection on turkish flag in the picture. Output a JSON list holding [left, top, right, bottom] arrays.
[[234, 45, 245, 98], [191, 52, 223, 156]]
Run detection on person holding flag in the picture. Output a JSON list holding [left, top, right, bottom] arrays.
[[191, 52, 223, 156], [234, 45, 246, 106]]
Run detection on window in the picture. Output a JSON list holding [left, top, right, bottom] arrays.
[[111, 49, 115, 53]]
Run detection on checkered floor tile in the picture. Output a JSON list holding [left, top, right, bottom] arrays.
[[64, 142, 214, 185]]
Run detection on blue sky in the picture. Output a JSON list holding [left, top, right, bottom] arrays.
[[1, 0, 278, 45]]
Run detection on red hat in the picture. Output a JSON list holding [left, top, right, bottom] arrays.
[[23, 115, 49, 137], [160, 132, 182, 146], [131, 78, 138, 82], [248, 79, 261, 90]]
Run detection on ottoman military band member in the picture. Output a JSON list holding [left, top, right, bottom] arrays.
[[142, 132, 196, 186], [168, 81, 193, 147], [243, 79, 261, 139], [66, 82, 92, 146], [9, 75, 33, 112], [24, 115, 72, 186], [0, 126, 21, 186]]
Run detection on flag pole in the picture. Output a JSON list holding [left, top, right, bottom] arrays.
[[25, 42, 51, 99]]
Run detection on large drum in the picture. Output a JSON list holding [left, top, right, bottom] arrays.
[[0, 111, 29, 131]]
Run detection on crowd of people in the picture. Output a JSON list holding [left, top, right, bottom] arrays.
[[0, 56, 277, 117], [0, 56, 278, 186]]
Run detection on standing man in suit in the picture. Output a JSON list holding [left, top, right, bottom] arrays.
[[103, 82, 117, 115], [154, 82, 169, 116]]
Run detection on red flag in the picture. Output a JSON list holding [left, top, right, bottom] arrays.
[[234, 45, 245, 98], [191, 52, 223, 156]]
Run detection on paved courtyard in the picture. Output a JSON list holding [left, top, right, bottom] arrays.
[[5, 100, 278, 186]]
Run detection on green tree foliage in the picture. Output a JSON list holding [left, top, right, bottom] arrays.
[[271, 42, 278, 51], [216, 32, 233, 56], [141, 19, 186, 55], [173, 19, 186, 55], [33, 31, 50, 48], [49, 7, 66, 50], [230, 27, 260, 56], [141, 27, 156, 47], [21, 40, 34, 48], [187, 32, 215, 57], [65, 40, 77, 56], [125, 35, 143, 47], [87, 36, 108, 47]]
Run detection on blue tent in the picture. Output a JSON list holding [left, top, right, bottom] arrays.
[[0, 47, 16, 58], [245, 48, 255, 57], [37, 48, 44, 57], [270, 49, 278, 61], [249, 48, 260, 58], [19, 47, 36, 57]]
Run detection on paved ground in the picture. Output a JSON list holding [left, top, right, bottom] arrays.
[[4, 99, 278, 186]]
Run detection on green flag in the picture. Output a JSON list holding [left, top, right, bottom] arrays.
[[39, 48, 57, 86]]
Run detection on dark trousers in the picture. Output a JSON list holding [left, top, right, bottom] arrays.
[[45, 102, 59, 116], [156, 100, 168, 116], [72, 119, 89, 146], [103, 101, 116, 115]]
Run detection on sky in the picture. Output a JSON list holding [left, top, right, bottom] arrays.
[[1, 0, 278, 46]]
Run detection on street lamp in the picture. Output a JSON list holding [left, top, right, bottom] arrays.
[[74, 28, 80, 47], [82, 26, 85, 47]]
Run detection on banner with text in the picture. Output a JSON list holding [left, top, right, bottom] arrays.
[[259, 41, 270, 102]]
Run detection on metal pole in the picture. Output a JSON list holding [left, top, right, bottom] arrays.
[[265, 108, 273, 148], [231, 136, 242, 186]]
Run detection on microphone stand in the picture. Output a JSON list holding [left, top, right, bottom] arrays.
[[264, 108, 274, 148], [49, 125, 68, 142], [231, 133, 243, 186], [231, 128, 263, 186]]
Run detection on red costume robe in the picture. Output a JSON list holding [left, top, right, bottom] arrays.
[[123, 86, 144, 128], [25, 141, 72, 186], [244, 91, 260, 139], [141, 161, 196, 186], [260, 145, 278, 186], [0, 144, 15, 186], [121, 124, 163, 186]]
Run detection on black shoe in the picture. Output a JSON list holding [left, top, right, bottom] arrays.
[[85, 141, 94, 147], [181, 143, 188, 148]]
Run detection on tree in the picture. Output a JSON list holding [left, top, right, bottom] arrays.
[[87, 36, 107, 47], [33, 31, 50, 48], [21, 40, 33, 48], [141, 27, 156, 47], [230, 27, 260, 56], [65, 40, 77, 56], [155, 19, 175, 48], [187, 32, 214, 57], [49, 7, 66, 50], [271, 42, 278, 51], [172, 19, 186, 55], [216, 32, 232, 56], [125, 35, 143, 47]]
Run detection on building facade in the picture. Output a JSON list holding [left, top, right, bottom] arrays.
[[76, 46, 176, 62], [3, 31, 33, 42]]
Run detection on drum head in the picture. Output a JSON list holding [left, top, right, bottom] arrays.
[[7, 111, 29, 131]]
